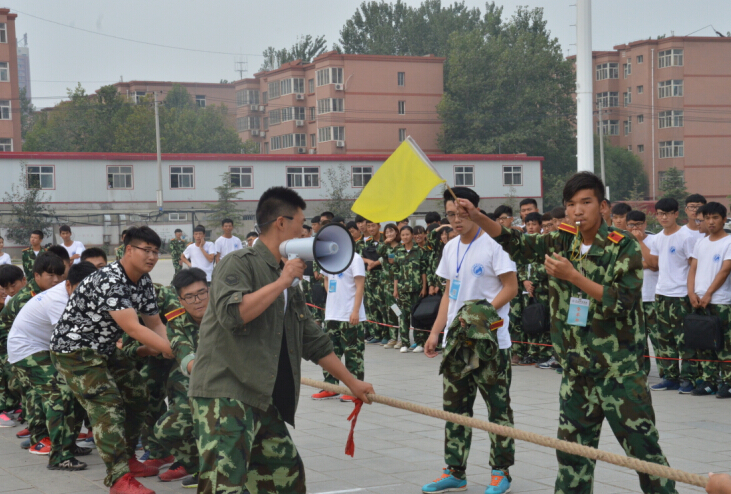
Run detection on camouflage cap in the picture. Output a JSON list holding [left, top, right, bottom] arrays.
[[448, 299, 504, 340]]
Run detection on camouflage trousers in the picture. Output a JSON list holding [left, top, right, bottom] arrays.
[[522, 295, 552, 360], [397, 291, 425, 346], [442, 349, 515, 479], [299, 278, 315, 318], [191, 397, 306, 494], [655, 295, 698, 383], [172, 259, 183, 275], [148, 368, 197, 471], [12, 351, 83, 465], [508, 295, 526, 358], [643, 301, 657, 376], [138, 355, 174, 451], [382, 278, 400, 342], [323, 320, 364, 386], [52, 348, 149, 487], [555, 373, 676, 494], [365, 276, 386, 340], [701, 304, 731, 384], [0, 354, 22, 414]]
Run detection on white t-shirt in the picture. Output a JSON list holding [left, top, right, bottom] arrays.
[[680, 224, 704, 251], [641, 235, 660, 303], [435, 233, 516, 349], [0, 253, 10, 265], [691, 235, 731, 304], [214, 236, 243, 260], [7, 283, 69, 364], [324, 253, 367, 322], [60, 241, 85, 264], [183, 242, 216, 281], [651, 227, 694, 297]]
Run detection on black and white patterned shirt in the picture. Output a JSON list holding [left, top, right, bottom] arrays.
[[50, 261, 159, 356]]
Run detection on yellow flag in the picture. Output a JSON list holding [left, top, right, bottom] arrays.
[[352, 137, 445, 223]]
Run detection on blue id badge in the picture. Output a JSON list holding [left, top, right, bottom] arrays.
[[567, 297, 590, 327], [328, 279, 337, 293], [449, 279, 461, 300]]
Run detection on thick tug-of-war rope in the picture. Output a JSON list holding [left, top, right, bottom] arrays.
[[301, 377, 710, 489]]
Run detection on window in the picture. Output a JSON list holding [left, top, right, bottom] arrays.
[[624, 116, 632, 136], [316, 68, 330, 86], [294, 107, 306, 121], [318, 127, 331, 142], [595, 62, 619, 80], [262, 91, 268, 104], [229, 166, 253, 188], [236, 89, 259, 106], [455, 166, 474, 186], [293, 78, 305, 94], [0, 100, 9, 119], [623, 59, 631, 78], [236, 116, 260, 132], [332, 98, 344, 112], [309, 107, 316, 121], [399, 128, 406, 142], [333, 126, 345, 141], [0, 138, 11, 151], [295, 134, 307, 147], [331, 68, 343, 84], [317, 98, 343, 114], [398, 72, 405, 86], [659, 140, 684, 158], [638, 114, 644, 124], [627, 145, 632, 151], [310, 134, 316, 147], [623, 89, 632, 107], [659, 110, 684, 128], [26, 166, 54, 189], [168, 213, 188, 221], [286, 167, 319, 188], [0, 62, 7, 82], [637, 55, 644, 64], [280, 78, 292, 96], [0, 24, 6, 44], [596, 120, 620, 135], [308, 79, 314, 93], [134, 92, 146, 104], [268, 81, 280, 99], [658, 80, 683, 98], [637, 85, 644, 94], [263, 117, 268, 130], [659, 49, 683, 68], [264, 142, 269, 154], [596, 92, 619, 108], [170, 166, 194, 188], [503, 166, 522, 186], [269, 108, 281, 126], [107, 166, 133, 189], [281, 107, 294, 122], [196, 95, 206, 108], [352, 166, 373, 187], [638, 144, 645, 152], [398, 101, 405, 115]]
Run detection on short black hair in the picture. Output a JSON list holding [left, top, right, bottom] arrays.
[[685, 193, 707, 205], [311, 215, 321, 224], [655, 198, 679, 213], [59, 225, 71, 233], [246, 231, 259, 238], [541, 212, 553, 222], [494, 205, 513, 218], [31, 230, 44, 239], [400, 225, 413, 234], [443, 186, 479, 208], [440, 218, 450, 225], [611, 203, 632, 216], [486, 213, 497, 221], [121, 229, 128, 236], [563, 172, 605, 205], [365, 219, 379, 225], [346, 221, 358, 230], [67, 261, 98, 286], [479, 209, 488, 216], [425, 212, 441, 224], [413, 225, 426, 235], [550, 206, 566, 219], [320, 211, 334, 220], [302, 225, 312, 232], [174, 228, 182, 233], [331, 216, 345, 225], [354, 215, 366, 223], [47, 245, 71, 263], [0, 264, 24, 288], [426, 223, 439, 232], [524, 212, 543, 224], [221, 218, 234, 226], [81, 247, 108, 262], [256, 187, 307, 233], [702, 201, 727, 219], [626, 210, 646, 223], [124, 226, 162, 249], [33, 252, 66, 276], [193, 225, 206, 234], [519, 198, 538, 208], [172, 267, 208, 295]]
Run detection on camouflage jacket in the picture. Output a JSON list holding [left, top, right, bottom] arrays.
[[169, 239, 187, 267], [427, 229, 446, 288], [393, 244, 428, 293], [518, 261, 549, 304], [440, 299, 502, 384], [0, 279, 42, 354], [361, 235, 383, 280], [21, 247, 46, 280], [121, 283, 182, 360], [115, 244, 125, 262], [166, 309, 199, 376], [377, 242, 399, 283], [495, 221, 645, 379]]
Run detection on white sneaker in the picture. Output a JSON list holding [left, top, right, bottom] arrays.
[[413, 345, 424, 353], [383, 340, 396, 349], [400, 346, 408, 353], [394, 341, 403, 349]]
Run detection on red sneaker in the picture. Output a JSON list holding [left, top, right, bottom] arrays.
[[77, 430, 93, 441], [142, 454, 174, 470], [340, 395, 356, 402], [158, 462, 188, 482], [311, 390, 340, 400], [109, 473, 155, 494], [16, 428, 30, 438], [29, 437, 52, 455], [128, 457, 159, 477]]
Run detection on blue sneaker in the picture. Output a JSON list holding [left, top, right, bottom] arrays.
[[410, 343, 418, 350], [650, 379, 679, 391], [139, 449, 150, 461], [678, 380, 695, 394], [484, 469, 511, 494], [367, 337, 381, 344], [380, 338, 389, 345], [422, 468, 467, 493]]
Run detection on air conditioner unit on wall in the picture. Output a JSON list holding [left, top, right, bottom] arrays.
[[259, 105, 265, 112], [308, 149, 316, 154], [295, 120, 304, 127], [259, 132, 266, 138], [334, 84, 344, 91], [297, 147, 306, 154], [251, 130, 259, 136], [250, 105, 258, 111], [295, 93, 305, 100], [336, 140, 345, 148]]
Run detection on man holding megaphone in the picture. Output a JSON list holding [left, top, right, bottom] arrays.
[[189, 187, 375, 494]]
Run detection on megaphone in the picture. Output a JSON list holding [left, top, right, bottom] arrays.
[[279, 222, 355, 286]]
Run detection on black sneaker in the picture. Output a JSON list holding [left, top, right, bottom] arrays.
[[517, 356, 536, 366], [717, 383, 731, 399], [72, 445, 93, 456], [48, 457, 87, 471], [690, 382, 717, 396], [182, 472, 198, 489]]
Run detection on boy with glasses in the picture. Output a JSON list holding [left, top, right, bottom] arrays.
[[682, 194, 707, 245]]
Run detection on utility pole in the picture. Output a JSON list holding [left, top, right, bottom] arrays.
[[576, 0, 594, 172], [154, 92, 163, 212]]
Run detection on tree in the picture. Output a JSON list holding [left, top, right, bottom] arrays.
[[2, 163, 56, 244], [322, 164, 358, 218], [19, 87, 36, 139], [659, 167, 688, 208], [241, 139, 260, 154], [594, 136, 649, 202], [259, 35, 328, 71], [164, 84, 194, 110], [206, 172, 244, 234], [339, 0, 411, 55]]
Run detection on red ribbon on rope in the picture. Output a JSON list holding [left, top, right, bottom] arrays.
[[345, 399, 364, 457]]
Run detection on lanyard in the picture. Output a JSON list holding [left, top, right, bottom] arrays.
[[456, 228, 481, 278]]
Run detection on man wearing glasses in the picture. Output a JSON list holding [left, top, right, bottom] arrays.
[[681, 194, 707, 245]]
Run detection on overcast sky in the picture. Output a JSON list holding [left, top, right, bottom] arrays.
[[14, 0, 731, 107]]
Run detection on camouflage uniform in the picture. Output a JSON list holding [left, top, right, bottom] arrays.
[[427, 229, 446, 293], [654, 295, 694, 383], [378, 242, 401, 341], [643, 301, 658, 376], [696, 304, 728, 384], [394, 244, 428, 346], [518, 262, 552, 360], [713, 304, 731, 386], [169, 238, 187, 276], [310, 260, 326, 322], [21, 246, 46, 280], [507, 294, 526, 358], [495, 222, 676, 494], [362, 236, 386, 341], [322, 320, 364, 385], [440, 300, 515, 479], [115, 243, 125, 262]]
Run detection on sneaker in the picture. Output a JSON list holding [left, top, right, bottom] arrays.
[[72, 445, 93, 456], [340, 395, 356, 402], [0, 412, 17, 428], [159, 462, 188, 482], [77, 430, 93, 441], [422, 468, 467, 493], [383, 339, 397, 349], [510, 354, 521, 365], [380, 338, 389, 345], [15, 427, 30, 438], [413, 345, 424, 353], [7, 408, 22, 420], [537, 356, 558, 369], [128, 457, 159, 477], [678, 380, 695, 394], [20, 438, 30, 449], [365, 336, 375, 343], [650, 379, 680, 391], [143, 454, 175, 470], [517, 356, 536, 366], [717, 383, 731, 399], [484, 469, 511, 494], [136, 439, 144, 451], [410, 343, 417, 350], [139, 450, 150, 461], [367, 337, 381, 344], [400, 346, 409, 353], [48, 457, 87, 471], [30, 437, 52, 455], [182, 472, 199, 489], [110, 473, 155, 494], [691, 382, 717, 396], [394, 341, 403, 349], [311, 390, 340, 400]]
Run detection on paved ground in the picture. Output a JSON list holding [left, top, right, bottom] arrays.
[[0, 258, 729, 493]]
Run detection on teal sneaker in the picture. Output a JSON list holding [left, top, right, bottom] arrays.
[[484, 469, 511, 494], [422, 468, 467, 493]]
